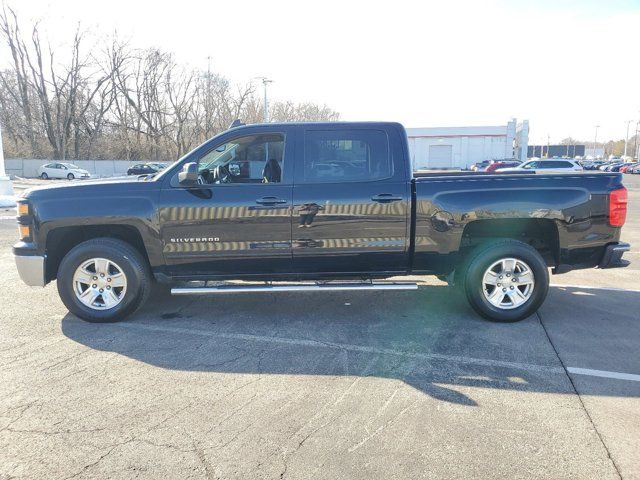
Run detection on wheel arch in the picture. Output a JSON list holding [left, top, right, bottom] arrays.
[[459, 218, 560, 267], [45, 224, 150, 282]]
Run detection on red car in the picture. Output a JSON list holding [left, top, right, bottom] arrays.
[[486, 161, 521, 173], [620, 164, 637, 173]]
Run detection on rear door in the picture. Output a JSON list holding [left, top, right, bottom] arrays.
[[292, 125, 410, 274], [52, 164, 64, 178], [158, 126, 294, 277]]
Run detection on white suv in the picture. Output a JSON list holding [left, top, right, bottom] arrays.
[[496, 159, 583, 173]]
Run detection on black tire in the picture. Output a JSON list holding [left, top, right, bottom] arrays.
[[57, 238, 152, 322], [461, 239, 549, 322], [67, 173, 75, 180], [41, 172, 48, 180]]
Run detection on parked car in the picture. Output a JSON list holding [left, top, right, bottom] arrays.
[[127, 163, 162, 176], [630, 164, 640, 174], [14, 121, 629, 324], [611, 163, 635, 173], [470, 160, 493, 171], [37, 162, 91, 180], [485, 160, 521, 173], [148, 162, 168, 170], [619, 163, 637, 173], [495, 159, 583, 173], [581, 160, 606, 170]]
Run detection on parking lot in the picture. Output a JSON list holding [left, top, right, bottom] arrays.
[[1, 176, 639, 479]]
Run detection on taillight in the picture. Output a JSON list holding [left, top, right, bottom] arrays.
[[609, 187, 627, 227]]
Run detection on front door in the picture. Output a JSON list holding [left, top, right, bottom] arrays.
[[292, 126, 410, 274], [159, 129, 293, 278]]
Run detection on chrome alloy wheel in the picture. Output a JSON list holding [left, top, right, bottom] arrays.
[[482, 258, 535, 310], [72, 258, 127, 310]]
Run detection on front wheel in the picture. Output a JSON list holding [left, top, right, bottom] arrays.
[[462, 239, 549, 322], [57, 238, 152, 322], [67, 173, 75, 180]]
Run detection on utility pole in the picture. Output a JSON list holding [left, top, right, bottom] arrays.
[[624, 120, 632, 157], [0, 122, 15, 199], [254, 77, 273, 123], [593, 125, 600, 159], [634, 119, 640, 160], [0, 123, 6, 178]]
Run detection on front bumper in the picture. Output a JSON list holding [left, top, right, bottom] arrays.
[[14, 253, 47, 287], [599, 242, 631, 269]]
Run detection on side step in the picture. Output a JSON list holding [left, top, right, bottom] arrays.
[[171, 282, 418, 295]]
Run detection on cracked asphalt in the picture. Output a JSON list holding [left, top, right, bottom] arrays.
[[1, 175, 639, 479]]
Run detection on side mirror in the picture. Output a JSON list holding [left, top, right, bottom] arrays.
[[178, 162, 199, 185]]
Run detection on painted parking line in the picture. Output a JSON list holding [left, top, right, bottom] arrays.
[[550, 284, 640, 293], [111, 321, 564, 374], [102, 322, 640, 383], [567, 367, 640, 383]]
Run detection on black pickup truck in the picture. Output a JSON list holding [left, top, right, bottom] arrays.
[[14, 122, 630, 323]]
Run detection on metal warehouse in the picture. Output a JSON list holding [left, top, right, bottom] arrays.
[[406, 119, 529, 170]]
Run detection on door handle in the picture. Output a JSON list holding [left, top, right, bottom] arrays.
[[256, 197, 288, 205], [371, 194, 403, 203]]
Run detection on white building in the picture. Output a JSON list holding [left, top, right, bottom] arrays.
[[406, 119, 529, 170]]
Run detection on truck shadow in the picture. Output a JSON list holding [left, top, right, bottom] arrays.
[[61, 284, 640, 406]]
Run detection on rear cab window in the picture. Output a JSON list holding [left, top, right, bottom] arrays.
[[302, 129, 392, 183]]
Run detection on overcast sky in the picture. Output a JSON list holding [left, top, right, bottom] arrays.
[[5, 0, 640, 144]]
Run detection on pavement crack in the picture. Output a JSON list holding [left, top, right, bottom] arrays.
[[61, 438, 133, 480], [186, 431, 215, 480], [536, 310, 622, 480]]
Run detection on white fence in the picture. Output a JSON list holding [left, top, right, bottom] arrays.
[[5, 159, 140, 178]]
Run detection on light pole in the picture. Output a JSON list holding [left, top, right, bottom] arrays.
[[546, 134, 550, 158], [635, 120, 640, 160], [624, 120, 632, 157], [593, 125, 600, 159], [254, 77, 273, 123]]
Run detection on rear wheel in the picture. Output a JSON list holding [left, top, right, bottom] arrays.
[[57, 238, 152, 322], [461, 239, 549, 322], [40, 172, 48, 180]]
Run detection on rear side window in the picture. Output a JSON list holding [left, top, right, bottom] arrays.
[[544, 161, 572, 168], [303, 129, 392, 182]]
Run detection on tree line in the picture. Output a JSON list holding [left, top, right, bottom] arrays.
[[561, 135, 639, 158], [0, 5, 339, 161]]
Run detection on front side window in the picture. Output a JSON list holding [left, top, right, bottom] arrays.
[[303, 130, 392, 182], [523, 161, 538, 169], [197, 133, 284, 184]]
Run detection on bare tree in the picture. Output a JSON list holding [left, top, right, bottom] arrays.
[[0, 4, 38, 155], [0, 5, 340, 162]]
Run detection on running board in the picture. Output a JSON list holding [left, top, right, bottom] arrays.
[[171, 282, 418, 295]]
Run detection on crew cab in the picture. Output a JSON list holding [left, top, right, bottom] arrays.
[[14, 122, 630, 323]]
